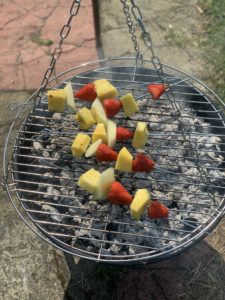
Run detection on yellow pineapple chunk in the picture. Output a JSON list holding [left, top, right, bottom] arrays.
[[78, 168, 100, 194], [115, 147, 133, 172], [92, 123, 107, 144], [75, 107, 96, 130], [132, 122, 148, 149], [120, 93, 139, 117], [130, 189, 151, 220], [94, 79, 118, 101], [48, 89, 66, 112], [71, 133, 91, 157]]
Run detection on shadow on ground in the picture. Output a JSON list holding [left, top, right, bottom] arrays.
[[63, 229, 225, 300]]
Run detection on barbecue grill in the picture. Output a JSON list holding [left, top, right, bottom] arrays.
[[2, 1, 225, 266]]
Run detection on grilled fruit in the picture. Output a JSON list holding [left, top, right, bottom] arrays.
[[107, 119, 117, 148], [48, 89, 66, 112], [132, 122, 148, 149], [91, 98, 108, 127], [102, 98, 122, 118], [78, 168, 100, 194], [108, 181, 133, 205], [85, 139, 102, 158], [71, 133, 91, 157], [94, 79, 118, 101], [116, 127, 134, 142], [132, 153, 155, 172], [96, 144, 118, 162], [92, 123, 108, 144], [147, 83, 167, 100], [74, 82, 97, 101], [64, 81, 76, 111], [120, 93, 139, 117], [130, 189, 151, 220], [115, 147, 133, 172], [95, 167, 115, 200], [148, 200, 169, 219], [75, 107, 96, 130]]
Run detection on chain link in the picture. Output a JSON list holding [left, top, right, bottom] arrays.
[[35, 0, 81, 105], [120, 0, 141, 58], [127, 0, 216, 201]]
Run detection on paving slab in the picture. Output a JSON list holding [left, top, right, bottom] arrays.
[[0, 0, 98, 90]]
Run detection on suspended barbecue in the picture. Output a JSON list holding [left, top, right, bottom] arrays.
[[2, 0, 225, 266]]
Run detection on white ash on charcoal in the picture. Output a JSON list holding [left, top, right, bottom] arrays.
[[42, 204, 62, 222], [43, 186, 60, 201], [91, 220, 106, 240], [72, 218, 93, 243], [32, 141, 43, 154], [51, 151, 61, 160], [59, 166, 75, 187], [68, 199, 88, 217], [109, 238, 124, 254], [29, 99, 225, 258], [52, 113, 62, 121]]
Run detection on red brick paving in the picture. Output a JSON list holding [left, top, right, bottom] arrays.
[[0, 0, 98, 90]]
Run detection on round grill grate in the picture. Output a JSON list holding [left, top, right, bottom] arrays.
[[4, 58, 225, 265]]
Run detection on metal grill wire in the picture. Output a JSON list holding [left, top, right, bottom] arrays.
[[4, 58, 225, 264]]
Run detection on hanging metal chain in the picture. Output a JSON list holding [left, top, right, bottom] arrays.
[[120, 0, 141, 59], [35, 0, 81, 104], [129, 0, 164, 79], [127, 0, 216, 202]]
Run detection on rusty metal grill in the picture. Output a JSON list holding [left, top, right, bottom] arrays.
[[3, 58, 225, 265]]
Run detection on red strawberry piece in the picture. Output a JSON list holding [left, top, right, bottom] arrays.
[[116, 127, 134, 142], [148, 200, 169, 219], [132, 153, 155, 172], [96, 144, 118, 162], [147, 83, 167, 100], [74, 83, 97, 101], [102, 98, 122, 118], [108, 181, 133, 205]]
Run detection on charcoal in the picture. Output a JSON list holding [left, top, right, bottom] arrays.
[[42, 150, 50, 158], [33, 141, 43, 151], [109, 239, 122, 254], [60, 167, 74, 187], [43, 186, 60, 201], [68, 199, 87, 217], [51, 152, 61, 160], [42, 204, 62, 222], [52, 113, 62, 121], [91, 220, 105, 239], [91, 239, 102, 249]]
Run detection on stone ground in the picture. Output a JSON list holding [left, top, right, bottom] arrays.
[[0, 0, 97, 90], [0, 0, 225, 299]]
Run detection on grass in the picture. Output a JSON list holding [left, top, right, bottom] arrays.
[[30, 32, 53, 46], [165, 28, 188, 48], [185, 251, 225, 300], [199, 0, 225, 99]]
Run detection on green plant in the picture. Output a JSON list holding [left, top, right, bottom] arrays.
[[165, 28, 188, 48], [199, 0, 225, 99], [30, 32, 53, 46]]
